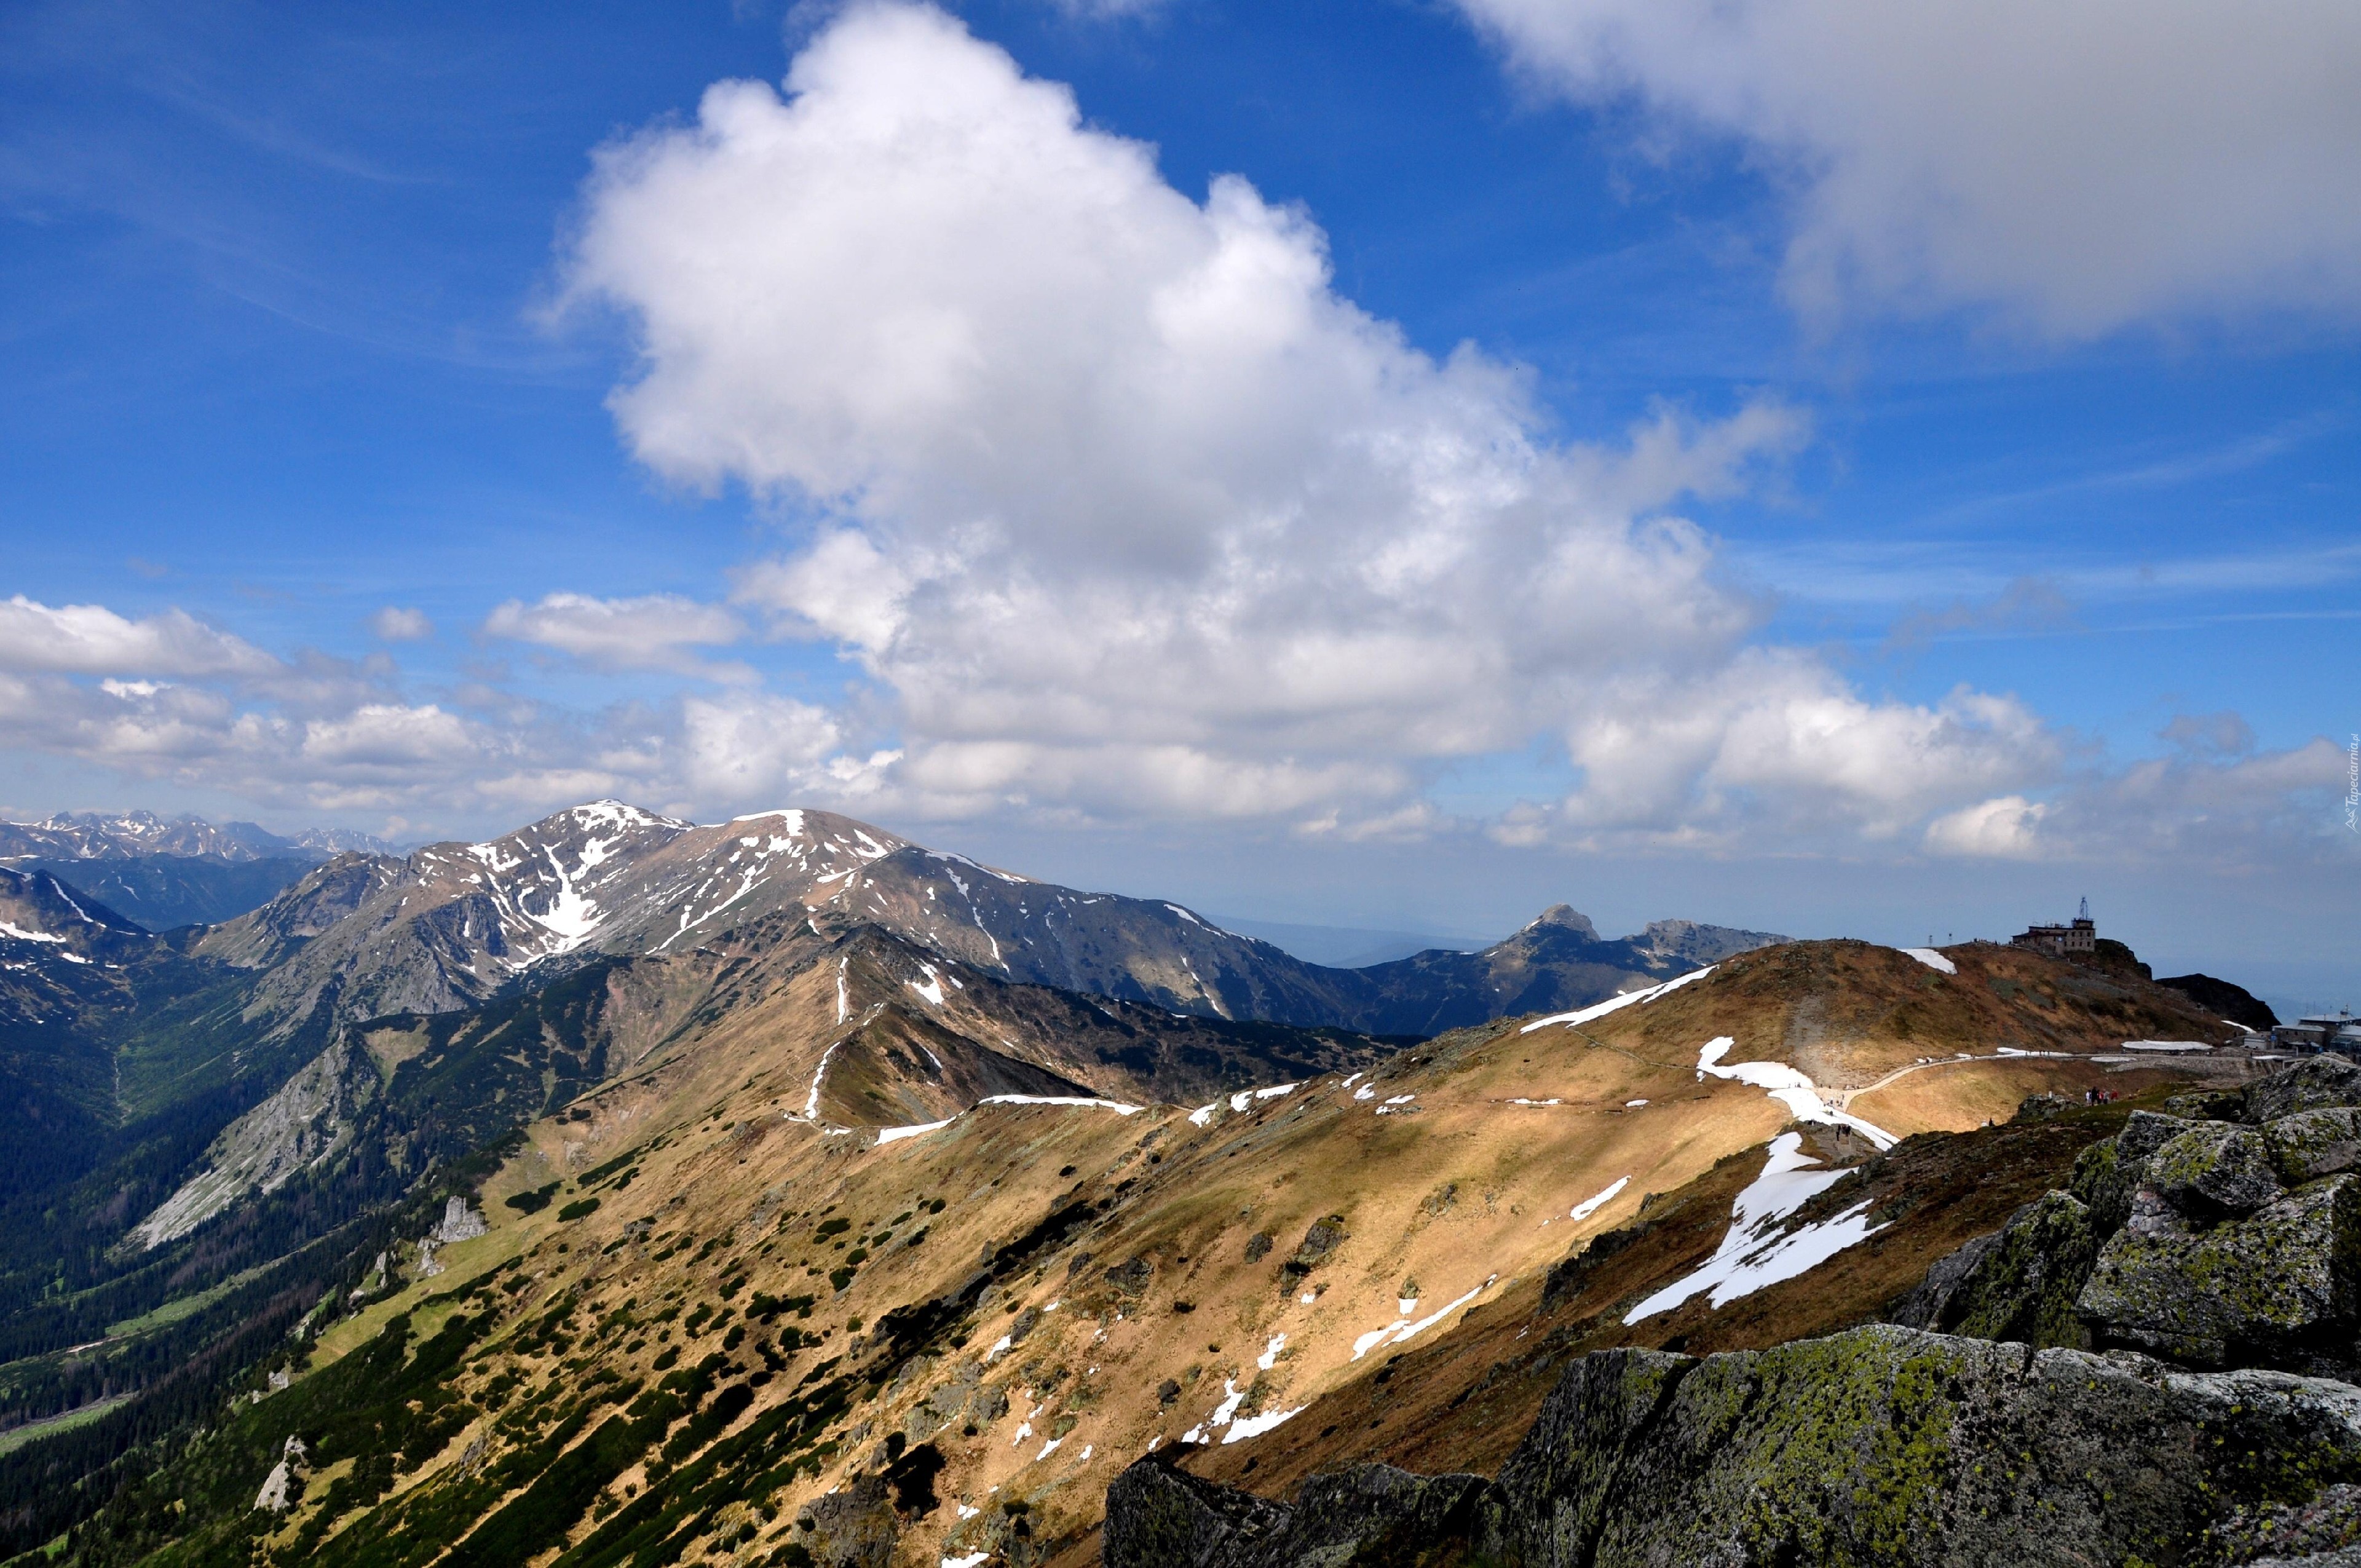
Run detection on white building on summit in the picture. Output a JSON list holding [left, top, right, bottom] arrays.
[[2011, 897, 2097, 957]]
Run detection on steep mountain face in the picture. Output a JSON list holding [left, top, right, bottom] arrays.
[[129, 914, 1403, 1256], [0, 868, 169, 1191], [194, 801, 1781, 1039], [0, 865, 148, 956], [10, 933, 2266, 1567], [2159, 970, 2280, 1031]]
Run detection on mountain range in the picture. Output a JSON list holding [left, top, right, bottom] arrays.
[[0, 811, 395, 932], [0, 797, 2292, 1568], [0, 810, 390, 865], [181, 800, 1784, 1040]]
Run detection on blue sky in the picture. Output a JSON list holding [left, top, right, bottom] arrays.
[[1, 0, 2354, 1007]]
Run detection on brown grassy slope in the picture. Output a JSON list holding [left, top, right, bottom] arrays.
[[271, 936, 2249, 1568], [1566, 939, 2229, 1091], [1176, 1069, 2256, 1510]]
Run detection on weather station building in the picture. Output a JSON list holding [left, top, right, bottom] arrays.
[[2277, 1012, 2361, 1055], [2011, 898, 2097, 957]]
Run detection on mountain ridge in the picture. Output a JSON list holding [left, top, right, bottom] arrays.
[[2, 927, 2255, 1567], [0, 810, 390, 865], [191, 799, 1785, 1040]]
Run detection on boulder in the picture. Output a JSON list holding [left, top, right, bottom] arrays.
[[2120, 1109, 2199, 1162], [1487, 1326, 2361, 1566], [799, 1472, 897, 1568], [2079, 1173, 2361, 1371], [2148, 1123, 2285, 1219], [1281, 1216, 1349, 1288], [1102, 1458, 1483, 1568], [2248, 1058, 2361, 1124], [1892, 1191, 2098, 1349], [2209, 1481, 2361, 1565], [2271, 1109, 2361, 1186], [1103, 1452, 1291, 1568], [2073, 1111, 2189, 1234]]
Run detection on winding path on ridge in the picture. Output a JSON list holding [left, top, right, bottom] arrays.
[[1827, 1048, 2075, 1118]]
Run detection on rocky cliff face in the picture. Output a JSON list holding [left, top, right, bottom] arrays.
[[129, 1033, 381, 1249]]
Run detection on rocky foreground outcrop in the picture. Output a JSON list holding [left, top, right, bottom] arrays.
[[1105, 1331, 2361, 1558], [1107, 1057, 2361, 1567], [1109, 1323, 2361, 1566], [1904, 1053, 2361, 1380]]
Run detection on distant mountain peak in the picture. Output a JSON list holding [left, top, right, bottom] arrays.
[[184, 798, 1796, 1047], [1525, 904, 1601, 939]]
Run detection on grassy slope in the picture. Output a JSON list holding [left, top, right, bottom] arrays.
[[26, 936, 2257, 1567]]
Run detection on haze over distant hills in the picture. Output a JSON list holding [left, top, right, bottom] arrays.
[[0, 810, 397, 931], [1208, 915, 1500, 969], [0, 810, 392, 864]]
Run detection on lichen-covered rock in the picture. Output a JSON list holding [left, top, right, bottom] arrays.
[[1497, 1325, 2361, 1567], [1281, 1216, 1349, 1287], [2248, 1058, 2361, 1124], [1483, 1346, 1687, 1563], [2272, 1109, 2361, 1186], [1889, 1229, 2001, 1331], [1283, 1466, 1487, 1566], [1102, 1459, 1483, 1568], [2148, 1123, 2285, 1218], [1893, 1192, 2098, 1348], [1102, 1257, 1154, 1296], [1103, 1452, 1291, 1568], [1106, 1326, 2361, 1568], [2121, 1109, 2199, 1163], [2072, 1111, 2188, 1235], [2079, 1174, 2361, 1369], [2163, 1088, 2248, 1122], [2209, 1481, 2361, 1564], [799, 1472, 897, 1568]]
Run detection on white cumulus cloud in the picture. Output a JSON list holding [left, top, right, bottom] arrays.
[[1455, 0, 2361, 335], [0, 595, 277, 678], [1925, 795, 2050, 860], [564, 1, 2060, 841], [370, 606, 433, 641]]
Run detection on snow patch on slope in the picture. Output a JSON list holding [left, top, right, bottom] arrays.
[[1351, 1275, 1497, 1360], [1624, 1132, 1883, 1323], [1695, 1037, 1897, 1150], [1521, 966, 1715, 1034]]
